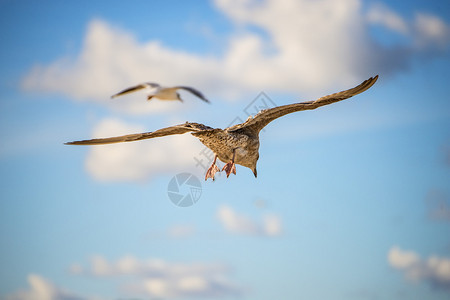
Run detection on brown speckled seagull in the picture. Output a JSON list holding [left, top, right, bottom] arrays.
[[66, 76, 378, 181]]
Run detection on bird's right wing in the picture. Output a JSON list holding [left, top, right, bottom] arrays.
[[176, 86, 211, 103], [111, 82, 161, 98], [231, 76, 378, 134], [65, 122, 212, 145]]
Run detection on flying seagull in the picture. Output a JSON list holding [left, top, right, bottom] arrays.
[[67, 76, 378, 180], [111, 82, 210, 103]]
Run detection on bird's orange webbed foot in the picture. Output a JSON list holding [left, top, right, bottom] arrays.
[[222, 149, 237, 178], [205, 155, 220, 181], [221, 161, 236, 178], [205, 164, 220, 181]]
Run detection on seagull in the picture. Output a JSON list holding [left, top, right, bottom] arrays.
[[67, 76, 378, 180], [111, 82, 210, 103]]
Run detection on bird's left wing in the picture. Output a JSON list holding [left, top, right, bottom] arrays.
[[65, 122, 212, 145], [111, 82, 161, 99], [176, 86, 210, 103], [231, 75, 378, 134]]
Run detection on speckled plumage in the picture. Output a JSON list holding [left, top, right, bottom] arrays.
[[192, 128, 260, 175], [66, 76, 378, 179]]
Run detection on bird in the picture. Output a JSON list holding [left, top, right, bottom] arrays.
[[111, 82, 210, 103], [66, 76, 378, 181]]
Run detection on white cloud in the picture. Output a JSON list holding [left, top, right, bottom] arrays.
[[367, 2, 409, 34], [22, 0, 450, 112], [388, 246, 420, 271], [216, 0, 372, 87], [414, 13, 450, 49], [91, 255, 112, 276], [367, 2, 450, 50], [217, 204, 258, 234], [83, 255, 229, 278], [82, 118, 204, 182], [388, 246, 450, 290], [72, 255, 243, 299], [21, 19, 223, 114], [3, 274, 87, 300], [126, 275, 241, 299], [217, 204, 282, 236], [262, 214, 283, 236]]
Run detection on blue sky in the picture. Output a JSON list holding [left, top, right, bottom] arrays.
[[1, 0, 450, 299]]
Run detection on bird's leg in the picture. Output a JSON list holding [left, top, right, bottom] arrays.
[[205, 154, 220, 181], [222, 149, 237, 178]]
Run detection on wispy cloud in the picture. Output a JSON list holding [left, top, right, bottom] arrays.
[[217, 204, 282, 236], [414, 13, 450, 50], [21, 0, 450, 113], [3, 274, 91, 300], [367, 3, 450, 50], [388, 246, 450, 290], [70, 255, 244, 299], [367, 2, 409, 34]]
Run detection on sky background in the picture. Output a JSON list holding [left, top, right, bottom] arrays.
[[1, 0, 450, 299]]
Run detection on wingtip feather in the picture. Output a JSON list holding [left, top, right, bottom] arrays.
[[64, 141, 86, 145]]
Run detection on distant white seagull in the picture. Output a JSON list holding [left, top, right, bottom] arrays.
[[111, 82, 210, 103]]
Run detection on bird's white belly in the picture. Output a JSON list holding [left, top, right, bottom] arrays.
[[155, 89, 177, 100]]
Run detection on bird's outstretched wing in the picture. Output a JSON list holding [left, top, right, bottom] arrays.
[[65, 122, 212, 145], [111, 82, 161, 99], [176, 86, 210, 103], [231, 75, 378, 134]]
